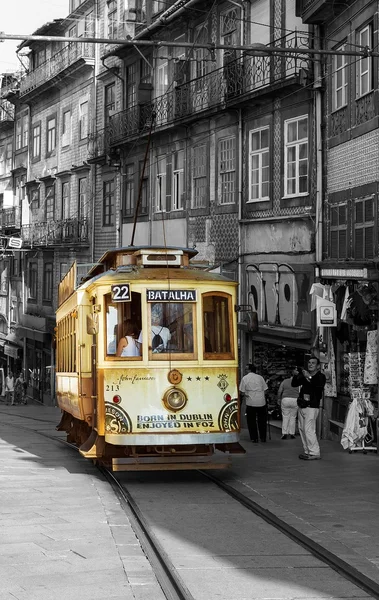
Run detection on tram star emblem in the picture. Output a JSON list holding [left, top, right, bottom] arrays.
[[217, 374, 229, 392]]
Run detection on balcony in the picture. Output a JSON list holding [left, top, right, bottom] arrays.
[[108, 33, 312, 146], [19, 42, 95, 98], [0, 207, 20, 230], [22, 218, 89, 247], [88, 128, 111, 162]]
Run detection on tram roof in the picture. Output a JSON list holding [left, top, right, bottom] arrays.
[[85, 245, 199, 279]]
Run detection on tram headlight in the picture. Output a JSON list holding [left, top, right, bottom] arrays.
[[163, 387, 187, 412]]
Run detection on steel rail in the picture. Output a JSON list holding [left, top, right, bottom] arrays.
[[100, 467, 195, 600], [200, 470, 379, 600]]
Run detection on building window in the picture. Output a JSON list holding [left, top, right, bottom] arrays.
[[103, 179, 115, 226], [126, 63, 137, 107], [354, 197, 375, 259], [62, 110, 71, 147], [123, 164, 134, 217], [78, 177, 87, 219], [107, 0, 117, 39], [153, 1, 165, 14], [16, 112, 28, 150], [249, 127, 269, 202], [43, 262, 53, 302], [332, 43, 348, 111], [105, 83, 115, 125], [357, 25, 372, 97], [28, 262, 38, 301], [193, 25, 209, 79], [79, 101, 88, 140], [330, 204, 347, 259], [6, 143, 12, 172], [155, 155, 166, 212], [284, 116, 308, 197], [32, 123, 41, 160], [0, 146, 5, 176], [62, 182, 70, 219], [172, 150, 184, 211], [219, 136, 236, 205], [45, 184, 55, 221], [139, 161, 148, 214], [192, 144, 207, 209], [46, 116, 57, 155], [31, 188, 40, 211]]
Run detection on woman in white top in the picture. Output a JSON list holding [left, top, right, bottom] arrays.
[[116, 320, 142, 357]]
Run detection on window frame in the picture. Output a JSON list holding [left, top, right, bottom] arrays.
[[45, 183, 55, 221], [32, 122, 41, 161], [202, 291, 234, 360], [46, 114, 57, 156], [284, 115, 308, 198], [62, 181, 70, 220], [192, 143, 207, 209], [354, 196, 375, 260], [79, 100, 89, 141], [104, 82, 116, 125], [332, 43, 348, 111], [103, 179, 115, 226], [172, 150, 184, 211], [330, 203, 348, 260], [248, 127, 270, 202], [42, 262, 53, 303], [123, 163, 135, 218], [357, 24, 372, 98], [62, 109, 72, 147], [218, 136, 236, 205], [155, 155, 167, 213], [28, 261, 38, 301]]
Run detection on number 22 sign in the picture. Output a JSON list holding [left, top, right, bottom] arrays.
[[111, 284, 131, 302]]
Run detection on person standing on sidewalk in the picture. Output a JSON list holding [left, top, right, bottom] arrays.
[[239, 364, 268, 443], [277, 376, 299, 439], [5, 371, 15, 406], [292, 357, 326, 460]]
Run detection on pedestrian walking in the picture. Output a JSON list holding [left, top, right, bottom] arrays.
[[292, 356, 326, 460], [239, 364, 268, 443], [277, 375, 299, 439], [5, 371, 15, 406], [15, 372, 27, 405]]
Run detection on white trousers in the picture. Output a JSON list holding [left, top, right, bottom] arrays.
[[298, 407, 320, 456], [281, 397, 298, 435]]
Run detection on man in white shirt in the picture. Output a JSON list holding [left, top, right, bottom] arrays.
[[239, 364, 268, 443]]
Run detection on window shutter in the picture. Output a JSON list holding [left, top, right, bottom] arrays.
[[331, 231, 338, 258], [355, 229, 364, 259], [339, 229, 347, 258], [365, 226, 374, 259]]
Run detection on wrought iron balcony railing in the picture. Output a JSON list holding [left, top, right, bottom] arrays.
[[0, 207, 20, 229], [0, 100, 15, 122], [107, 32, 312, 146], [19, 42, 95, 96], [22, 217, 89, 246]]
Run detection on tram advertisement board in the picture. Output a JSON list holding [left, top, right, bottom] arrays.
[[103, 367, 239, 435]]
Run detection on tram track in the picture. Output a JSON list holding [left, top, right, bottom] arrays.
[[2, 409, 379, 600]]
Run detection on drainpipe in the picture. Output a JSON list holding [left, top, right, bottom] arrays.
[[314, 26, 324, 438], [91, 1, 100, 262]]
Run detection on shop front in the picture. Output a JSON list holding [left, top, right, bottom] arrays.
[[317, 265, 379, 443], [241, 261, 315, 408], [17, 315, 54, 405]]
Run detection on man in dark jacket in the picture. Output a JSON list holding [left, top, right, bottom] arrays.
[[292, 356, 326, 460]]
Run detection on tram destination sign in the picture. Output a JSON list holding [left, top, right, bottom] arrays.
[[147, 289, 197, 302]]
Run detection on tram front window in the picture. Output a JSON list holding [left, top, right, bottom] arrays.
[[105, 292, 142, 359], [150, 302, 194, 357]]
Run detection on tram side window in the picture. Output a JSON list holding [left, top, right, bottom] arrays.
[[150, 301, 195, 356], [105, 291, 142, 359], [56, 312, 77, 372], [202, 293, 233, 358]]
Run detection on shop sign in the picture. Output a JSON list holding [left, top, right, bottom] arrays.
[[316, 297, 337, 327], [4, 344, 18, 358], [320, 268, 368, 279]]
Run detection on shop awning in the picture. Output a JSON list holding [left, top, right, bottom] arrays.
[[245, 324, 312, 350]]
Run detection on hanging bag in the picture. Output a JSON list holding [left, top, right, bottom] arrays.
[[152, 327, 164, 351]]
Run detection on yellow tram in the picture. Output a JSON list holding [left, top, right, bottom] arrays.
[[56, 246, 245, 471]]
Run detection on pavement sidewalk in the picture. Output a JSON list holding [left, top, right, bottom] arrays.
[[0, 401, 165, 600], [0, 402, 379, 597]]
